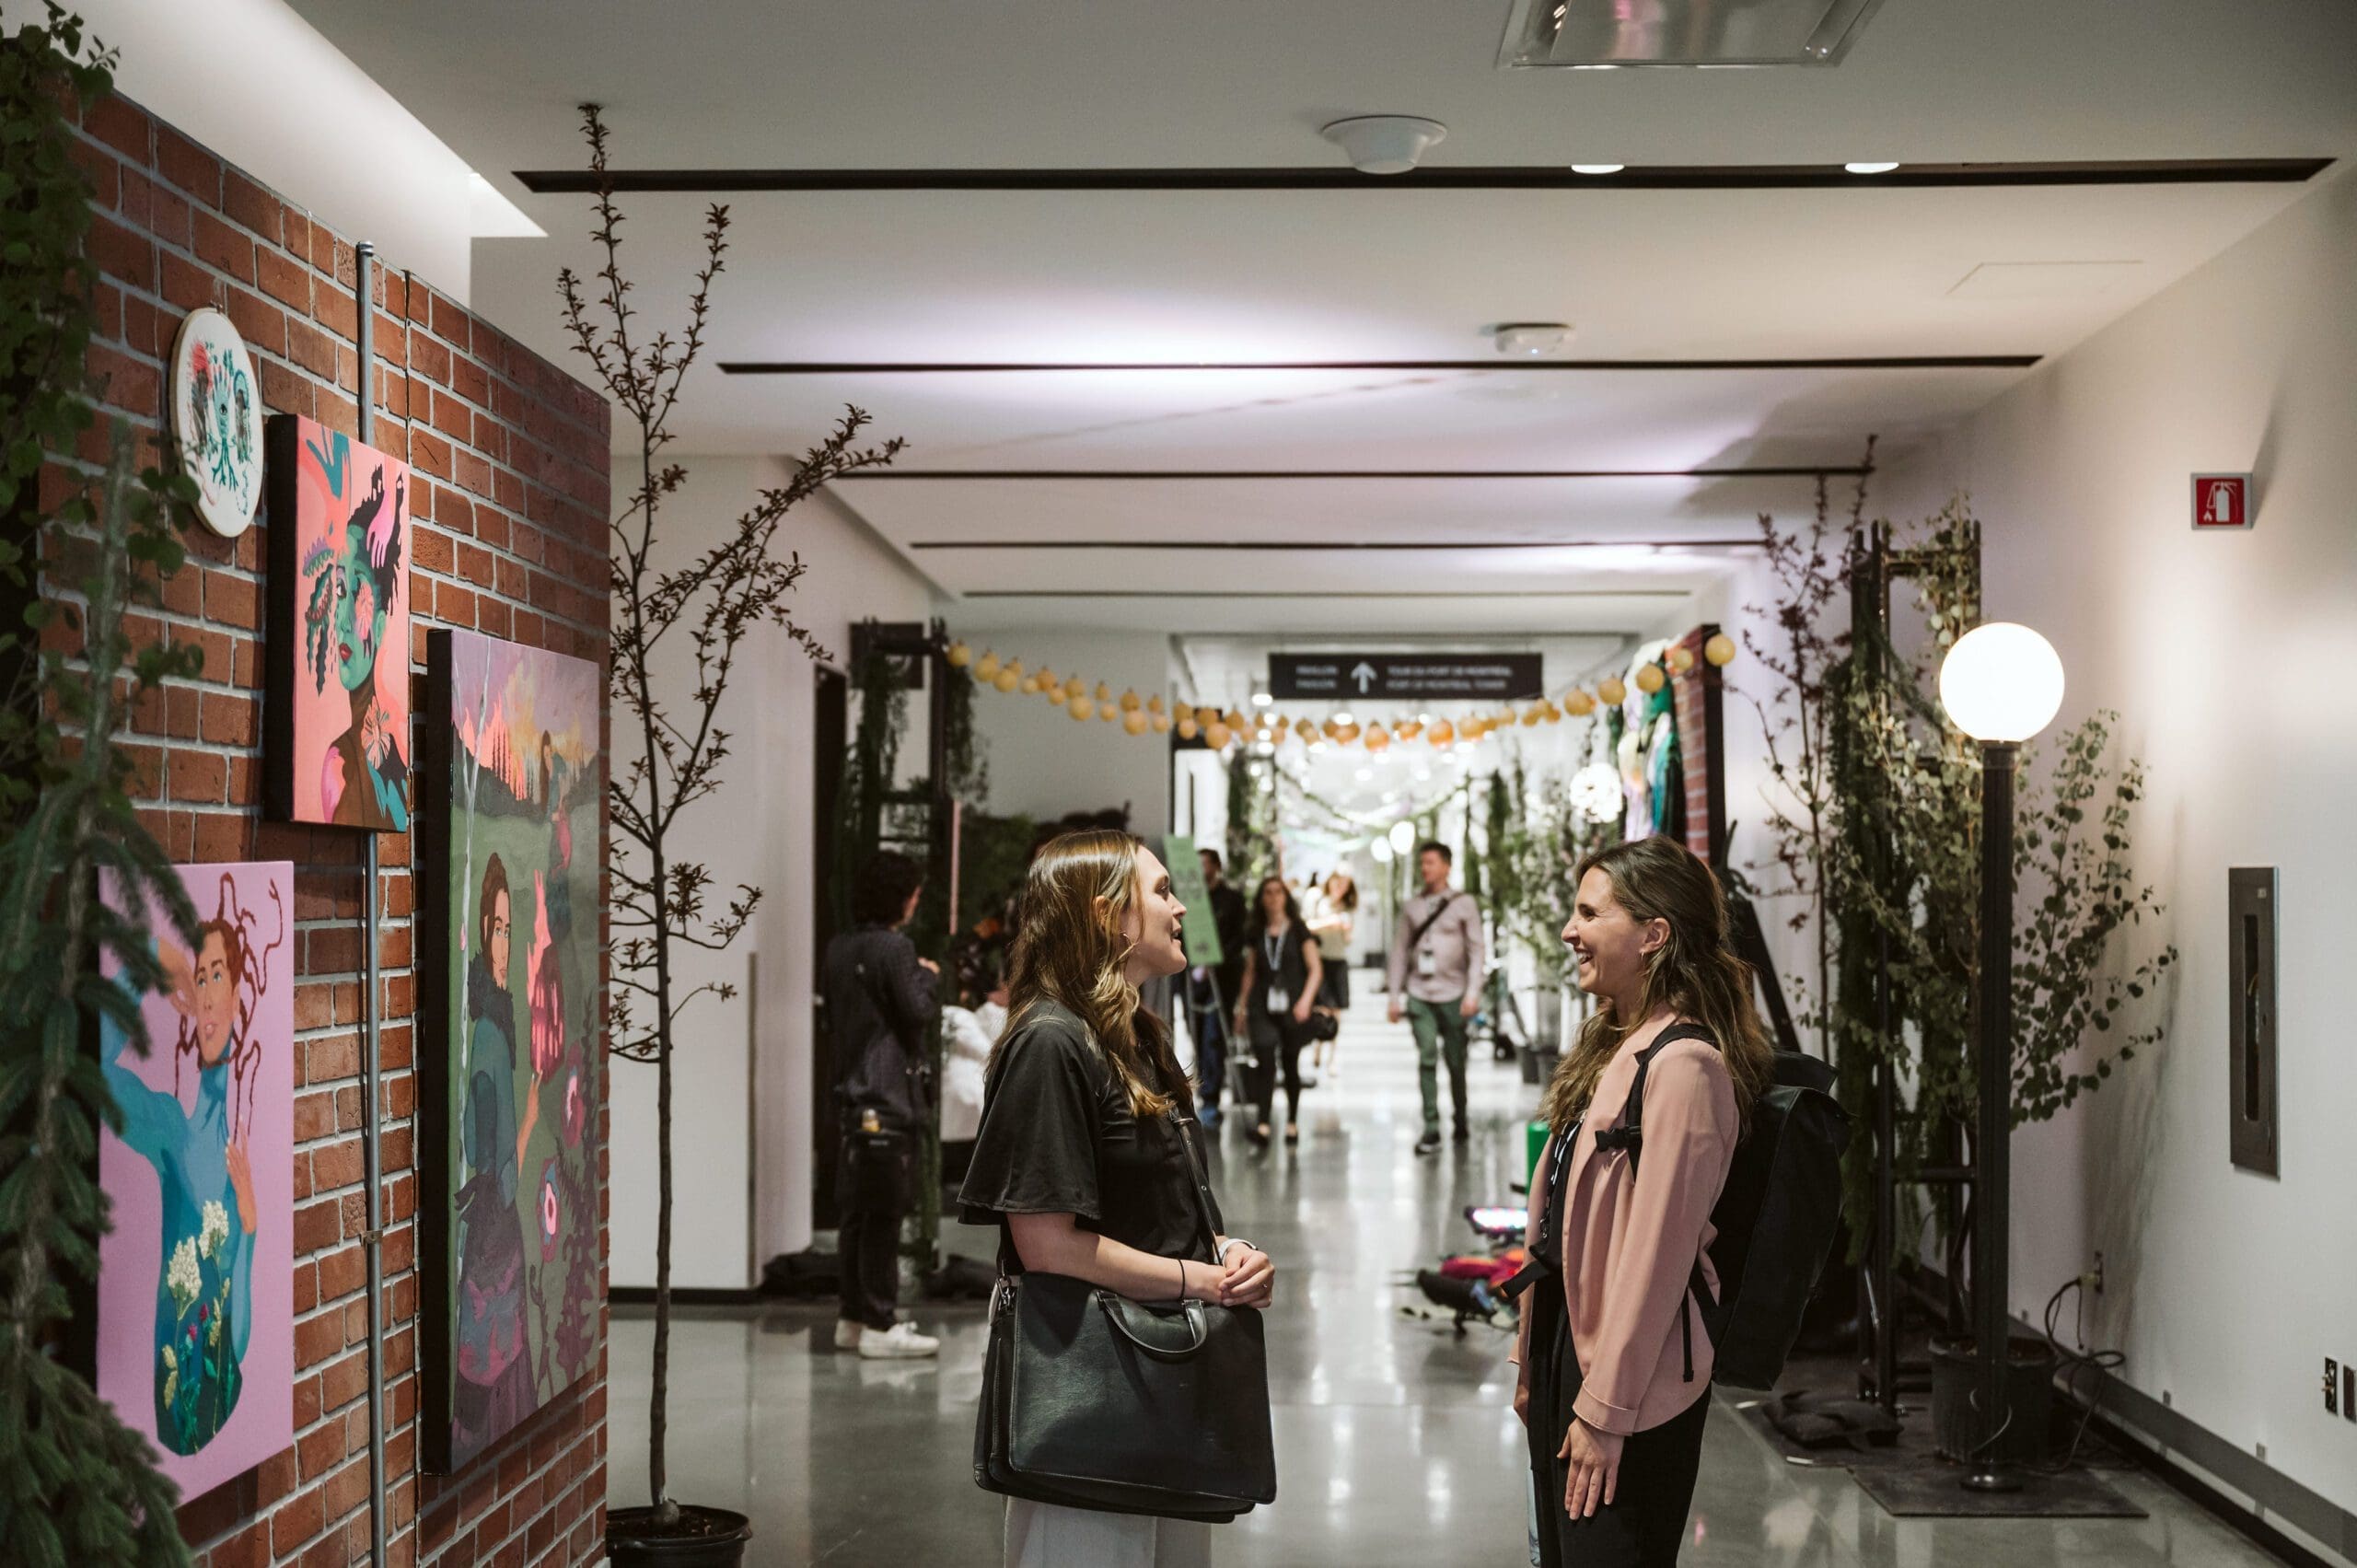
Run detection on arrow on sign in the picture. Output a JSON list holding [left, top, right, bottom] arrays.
[[1350, 661, 1378, 693]]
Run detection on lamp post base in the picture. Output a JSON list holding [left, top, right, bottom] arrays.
[[1962, 1467, 2024, 1494]]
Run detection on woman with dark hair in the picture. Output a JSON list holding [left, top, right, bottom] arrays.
[[1231, 875, 1322, 1150], [1512, 835, 1777, 1566], [456, 853, 539, 1448], [302, 459, 408, 830], [959, 830, 1275, 1567], [1304, 869, 1358, 1076]]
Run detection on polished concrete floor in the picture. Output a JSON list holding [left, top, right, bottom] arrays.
[[611, 984, 2288, 1566]]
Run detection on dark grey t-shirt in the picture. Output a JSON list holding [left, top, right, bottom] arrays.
[[957, 999, 1222, 1267]]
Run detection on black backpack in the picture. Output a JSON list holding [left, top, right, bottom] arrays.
[[1601, 1023, 1850, 1392]]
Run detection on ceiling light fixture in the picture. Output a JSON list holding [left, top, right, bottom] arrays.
[[1251, 691, 1273, 707], [1493, 322, 1574, 357], [1844, 160, 1901, 175], [1320, 115, 1449, 176], [1570, 163, 1625, 175]]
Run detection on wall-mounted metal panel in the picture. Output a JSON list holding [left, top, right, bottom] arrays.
[[2227, 867, 2279, 1176]]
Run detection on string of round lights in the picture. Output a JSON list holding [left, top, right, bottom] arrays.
[[946, 633, 1737, 754]]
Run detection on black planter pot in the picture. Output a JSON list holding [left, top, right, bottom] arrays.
[[1929, 1335, 2057, 1468], [609, 1505, 753, 1568]]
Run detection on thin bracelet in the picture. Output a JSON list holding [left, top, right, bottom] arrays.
[[1175, 1259, 1188, 1301]]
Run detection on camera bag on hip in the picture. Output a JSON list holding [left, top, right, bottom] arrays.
[[1603, 1022, 1850, 1392]]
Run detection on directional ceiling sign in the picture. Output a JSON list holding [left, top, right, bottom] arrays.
[[1269, 653, 1544, 702]]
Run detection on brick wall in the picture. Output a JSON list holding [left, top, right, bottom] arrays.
[[54, 90, 613, 1568], [1668, 625, 1724, 866]]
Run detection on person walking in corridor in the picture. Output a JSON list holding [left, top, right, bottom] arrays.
[[961, 830, 1277, 1567], [825, 852, 945, 1359], [1232, 874, 1322, 1150], [1387, 841, 1484, 1155], [1305, 869, 1358, 1078], [1197, 847, 1248, 1123], [1511, 836, 1775, 1566]]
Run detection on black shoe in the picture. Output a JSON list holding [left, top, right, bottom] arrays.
[[1284, 1125, 1300, 1148], [1452, 1124, 1471, 1144], [1247, 1124, 1271, 1149], [1414, 1132, 1441, 1156]]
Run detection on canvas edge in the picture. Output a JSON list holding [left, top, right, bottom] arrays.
[[415, 626, 458, 1473], [262, 415, 299, 823]]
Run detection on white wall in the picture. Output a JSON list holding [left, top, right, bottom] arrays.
[[31, 0, 505, 300], [1878, 168, 2357, 1518], [962, 631, 1176, 835], [609, 464, 937, 1288]]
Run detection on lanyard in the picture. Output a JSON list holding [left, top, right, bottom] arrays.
[[1263, 929, 1284, 973]]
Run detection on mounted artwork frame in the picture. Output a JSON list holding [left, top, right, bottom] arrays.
[[264, 413, 413, 832], [417, 628, 604, 1472], [96, 861, 296, 1500], [168, 307, 263, 540]]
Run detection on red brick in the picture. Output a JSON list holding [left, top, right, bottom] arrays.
[[192, 208, 257, 284], [222, 285, 287, 360], [222, 169, 283, 246], [273, 1481, 325, 1556], [161, 250, 218, 314], [199, 690, 257, 746], [294, 1199, 343, 1254], [294, 1311, 345, 1376], [157, 126, 222, 202], [287, 317, 338, 380], [86, 214, 156, 292], [258, 242, 313, 312], [167, 749, 226, 803], [204, 568, 260, 631], [84, 96, 150, 164]]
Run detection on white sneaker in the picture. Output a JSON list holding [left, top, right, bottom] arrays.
[[832, 1320, 863, 1352], [857, 1321, 940, 1360]]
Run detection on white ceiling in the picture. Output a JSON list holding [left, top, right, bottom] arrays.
[[280, 0, 2357, 633]]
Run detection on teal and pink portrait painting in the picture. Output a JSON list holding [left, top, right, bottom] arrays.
[[418, 628, 603, 1471], [266, 412, 412, 832], [98, 861, 295, 1498]]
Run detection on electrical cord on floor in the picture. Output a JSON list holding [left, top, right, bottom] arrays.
[[2029, 1272, 2126, 1475]]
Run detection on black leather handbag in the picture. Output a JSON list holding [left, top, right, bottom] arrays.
[[973, 1115, 1276, 1520]]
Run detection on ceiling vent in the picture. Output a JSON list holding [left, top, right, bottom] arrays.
[[1499, 0, 1887, 68]]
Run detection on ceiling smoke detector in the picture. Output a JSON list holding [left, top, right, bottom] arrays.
[[1493, 322, 1575, 357], [1320, 115, 1448, 175]]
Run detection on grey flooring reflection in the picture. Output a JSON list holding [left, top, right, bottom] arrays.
[[610, 984, 2290, 1566]]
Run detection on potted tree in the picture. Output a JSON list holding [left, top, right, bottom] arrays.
[[555, 107, 901, 1564]]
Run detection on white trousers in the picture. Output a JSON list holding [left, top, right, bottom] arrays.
[[1004, 1499, 1213, 1568]]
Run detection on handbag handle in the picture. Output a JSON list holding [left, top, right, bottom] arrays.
[[1096, 1292, 1210, 1358]]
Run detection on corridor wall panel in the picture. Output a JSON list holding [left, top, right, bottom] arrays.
[[55, 89, 615, 1566]]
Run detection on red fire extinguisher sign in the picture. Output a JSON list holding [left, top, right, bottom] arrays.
[[2191, 473, 2253, 529]]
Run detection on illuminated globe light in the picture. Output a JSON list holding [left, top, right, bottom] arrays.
[[1036, 666, 1057, 691], [1151, 711, 1172, 734], [1387, 820, 1416, 855], [1120, 689, 1142, 712], [1021, 674, 1040, 694], [946, 642, 972, 668], [1634, 663, 1666, 695], [1224, 708, 1247, 731], [1938, 621, 2065, 743], [1205, 721, 1234, 749], [1336, 722, 1361, 744], [1099, 703, 1119, 723], [1147, 693, 1166, 714], [1178, 716, 1200, 740], [994, 666, 1021, 693], [1124, 709, 1150, 735], [1570, 761, 1622, 823], [1364, 725, 1391, 751], [1396, 719, 1422, 741], [1522, 704, 1546, 727], [1667, 644, 1695, 675], [1067, 696, 1095, 722], [1542, 702, 1562, 723], [1196, 705, 1221, 728], [1428, 720, 1455, 745], [1705, 633, 1737, 667], [1369, 836, 1394, 865], [1295, 717, 1318, 741], [1095, 681, 1112, 703], [1598, 676, 1628, 705], [1565, 689, 1596, 717], [975, 651, 1001, 680]]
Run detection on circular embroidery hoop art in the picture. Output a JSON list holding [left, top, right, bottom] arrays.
[[168, 307, 264, 539]]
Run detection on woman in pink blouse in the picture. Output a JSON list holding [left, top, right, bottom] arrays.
[[1511, 836, 1777, 1565]]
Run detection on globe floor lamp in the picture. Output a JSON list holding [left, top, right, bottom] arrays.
[[1937, 621, 2065, 1494]]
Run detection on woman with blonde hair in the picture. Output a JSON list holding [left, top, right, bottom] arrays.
[[960, 830, 1277, 1567], [1511, 835, 1776, 1566]]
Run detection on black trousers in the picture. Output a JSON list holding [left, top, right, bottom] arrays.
[[1525, 1282, 1712, 1566], [836, 1130, 911, 1330], [1243, 1013, 1309, 1130]]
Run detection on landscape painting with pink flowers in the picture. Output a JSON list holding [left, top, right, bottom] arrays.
[[416, 628, 602, 1471]]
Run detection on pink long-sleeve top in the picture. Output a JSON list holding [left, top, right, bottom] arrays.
[[1513, 1023, 1740, 1436]]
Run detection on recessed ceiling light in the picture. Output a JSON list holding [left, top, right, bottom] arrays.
[[1570, 163, 1625, 175], [1844, 161, 1900, 175]]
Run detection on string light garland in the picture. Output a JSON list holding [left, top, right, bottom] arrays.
[[940, 635, 1740, 754]]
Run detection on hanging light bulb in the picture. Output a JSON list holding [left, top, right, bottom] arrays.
[[1095, 681, 1112, 703], [1295, 717, 1317, 741], [1428, 719, 1455, 745], [1151, 711, 1172, 734], [946, 641, 973, 668], [1635, 663, 1666, 695], [1124, 709, 1150, 736], [1099, 702, 1118, 723], [1564, 688, 1596, 717], [974, 650, 1002, 680], [1147, 693, 1167, 714], [1666, 644, 1696, 676], [1067, 695, 1095, 722], [1598, 675, 1628, 705], [1704, 633, 1737, 667], [1522, 703, 1546, 727], [1396, 719, 1422, 741], [1364, 724, 1391, 751], [1195, 705, 1221, 729], [1206, 721, 1234, 749], [994, 665, 1022, 693], [1120, 689, 1142, 712], [1178, 716, 1200, 740]]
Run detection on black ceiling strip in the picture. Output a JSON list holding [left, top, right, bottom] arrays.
[[722, 355, 2036, 374], [913, 538, 1763, 552], [961, 588, 1689, 599], [840, 466, 1863, 480], [515, 157, 2330, 195]]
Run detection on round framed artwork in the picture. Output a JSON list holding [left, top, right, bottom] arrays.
[[168, 307, 264, 539]]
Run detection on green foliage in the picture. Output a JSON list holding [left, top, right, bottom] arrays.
[[0, 12, 206, 1564]]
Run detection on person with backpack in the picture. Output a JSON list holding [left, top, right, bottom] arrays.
[[1386, 841, 1484, 1156], [1509, 835, 1778, 1566], [824, 851, 945, 1359]]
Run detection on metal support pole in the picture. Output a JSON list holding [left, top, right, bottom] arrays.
[[1963, 739, 2020, 1493], [354, 240, 390, 1563]]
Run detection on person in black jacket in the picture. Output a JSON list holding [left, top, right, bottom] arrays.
[[824, 851, 943, 1359], [1199, 848, 1248, 1121]]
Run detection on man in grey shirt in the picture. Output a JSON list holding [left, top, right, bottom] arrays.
[[1387, 841, 1485, 1156]]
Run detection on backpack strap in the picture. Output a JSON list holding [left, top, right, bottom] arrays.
[[1593, 1021, 1723, 1380]]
